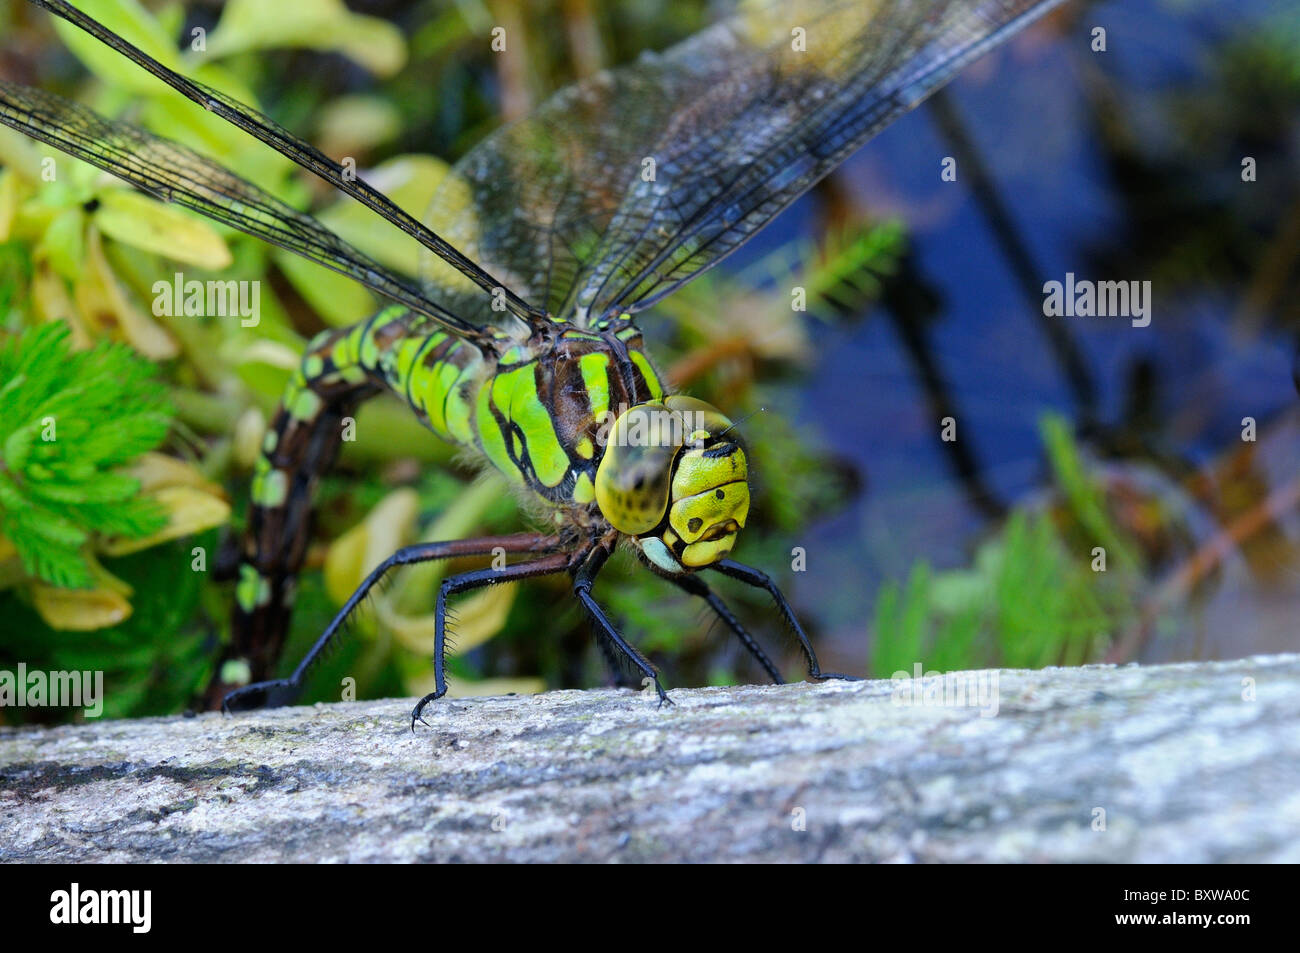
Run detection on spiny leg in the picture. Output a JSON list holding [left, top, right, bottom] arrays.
[[710, 559, 859, 682], [595, 630, 641, 689], [223, 532, 561, 713], [411, 550, 575, 730], [573, 547, 673, 707], [669, 574, 784, 685]]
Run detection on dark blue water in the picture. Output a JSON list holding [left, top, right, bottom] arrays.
[[733, 0, 1300, 667]]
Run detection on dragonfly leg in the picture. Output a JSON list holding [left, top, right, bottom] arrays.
[[669, 574, 784, 685], [410, 550, 574, 731], [595, 633, 641, 689], [710, 559, 860, 682], [573, 547, 673, 707], [223, 532, 561, 714]]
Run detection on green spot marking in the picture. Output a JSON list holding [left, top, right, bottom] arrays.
[[477, 384, 521, 484], [254, 467, 289, 507], [504, 367, 569, 487], [579, 353, 611, 423], [630, 352, 663, 400], [236, 564, 271, 611], [289, 388, 323, 421], [359, 323, 381, 368], [445, 364, 477, 444]]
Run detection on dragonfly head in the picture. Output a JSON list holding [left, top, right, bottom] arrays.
[[595, 396, 750, 573]]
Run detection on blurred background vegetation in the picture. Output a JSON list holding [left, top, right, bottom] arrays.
[[0, 0, 1297, 723]]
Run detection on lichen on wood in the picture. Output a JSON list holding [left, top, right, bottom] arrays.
[[1, 654, 1297, 862]]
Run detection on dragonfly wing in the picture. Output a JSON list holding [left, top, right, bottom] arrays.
[[0, 79, 487, 341], [421, 0, 1063, 326], [25, 0, 542, 330]]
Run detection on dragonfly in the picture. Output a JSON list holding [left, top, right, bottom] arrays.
[[1, 0, 1062, 724]]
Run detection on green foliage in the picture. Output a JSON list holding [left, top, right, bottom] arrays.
[[0, 242, 32, 319], [1040, 413, 1141, 574], [0, 324, 171, 588], [871, 413, 1142, 676], [799, 219, 906, 320], [0, 536, 214, 721]]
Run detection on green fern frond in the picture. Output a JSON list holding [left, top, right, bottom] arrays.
[[0, 323, 173, 588], [802, 220, 907, 318]]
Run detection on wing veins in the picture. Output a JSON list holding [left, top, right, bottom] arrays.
[[606, 3, 1061, 313], [602, 7, 936, 313], [30, 0, 548, 329], [0, 79, 487, 341]]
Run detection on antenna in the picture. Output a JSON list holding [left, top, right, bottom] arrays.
[[720, 407, 766, 438]]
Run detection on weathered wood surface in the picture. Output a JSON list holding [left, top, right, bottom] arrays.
[[1, 654, 1297, 862]]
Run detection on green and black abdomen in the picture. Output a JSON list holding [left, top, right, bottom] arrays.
[[220, 308, 663, 698], [221, 307, 481, 694]]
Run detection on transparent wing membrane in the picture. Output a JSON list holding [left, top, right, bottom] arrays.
[[25, 0, 542, 330], [11, 0, 1063, 337], [422, 0, 1063, 326], [0, 79, 489, 341]]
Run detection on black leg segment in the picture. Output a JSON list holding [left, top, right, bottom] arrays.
[[410, 549, 574, 730], [710, 559, 859, 682], [669, 573, 784, 685], [573, 547, 673, 706], [223, 532, 561, 714]]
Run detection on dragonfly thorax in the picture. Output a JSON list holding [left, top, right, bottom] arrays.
[[595, 396, 750, 573]]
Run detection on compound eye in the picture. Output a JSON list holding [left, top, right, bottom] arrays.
[[595, 405, 676, 534], [663, 395, 733, 439]]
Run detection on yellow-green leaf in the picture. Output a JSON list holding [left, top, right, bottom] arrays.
[[100, 485, 231, 556], [208, 0, 407, 76], [93, 189, 233, 269], [388, 477, 505, 615], [323, 488, 419, 605], [316, 95, 402, 157], [383, 581, 517, 657], [31, 253, 93, 348], [40, 206, 85, 281], [31, 581, 133, 631], [52, 0, 185, 97], [228, 337, 303, 373], [274, 250, 375, 327], [75, 226, 178, 358], [125, 452, 229, 497], [233, 408, 268, 470], [0, 170, 21, 240], [0, 126, 44, 181]]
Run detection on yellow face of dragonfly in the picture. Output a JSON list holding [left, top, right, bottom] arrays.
[[595, 396, 750, 572]]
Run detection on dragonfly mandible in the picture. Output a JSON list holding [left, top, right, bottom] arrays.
[[0, 0, 1063, 725]]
